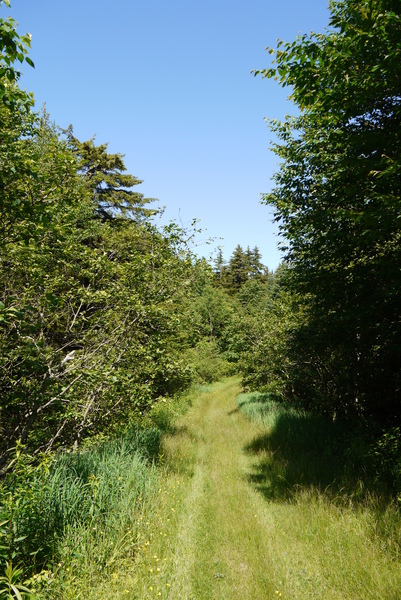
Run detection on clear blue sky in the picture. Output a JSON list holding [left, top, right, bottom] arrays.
[[10, 0, 330, 270]]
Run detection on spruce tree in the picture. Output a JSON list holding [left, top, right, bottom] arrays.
[[248, 246, 264, 280], [227, 245, 249, 291], [66, 130, 157, 221]]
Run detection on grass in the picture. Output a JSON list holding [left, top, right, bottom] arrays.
[[236, 390, 401, 599], [123, 380, 401, 599], [0, 386, 197, 599], [6, 380, 400, 598], [15, 432, 160, 599]]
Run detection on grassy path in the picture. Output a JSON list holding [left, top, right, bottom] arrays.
[[161, 378, 278, 599], [113, 378, 400, 600]]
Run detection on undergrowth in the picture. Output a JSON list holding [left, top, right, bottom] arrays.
[[0, 385, 197, 598]]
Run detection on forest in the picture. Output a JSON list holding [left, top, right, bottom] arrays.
[[0, 0, 400, 597]]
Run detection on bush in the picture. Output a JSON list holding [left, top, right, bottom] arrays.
[[187, 339, 235, 383]]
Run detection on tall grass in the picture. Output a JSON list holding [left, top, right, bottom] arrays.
[[0, 429, 160, 597], [236, 391, 401, 560], [0, 386, 198, 598]]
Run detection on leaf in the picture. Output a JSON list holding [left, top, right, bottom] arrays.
[[10, 585, 23, 600]]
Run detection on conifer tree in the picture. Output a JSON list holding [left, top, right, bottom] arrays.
[[213, 248, 225, 281], [65, 130, 157, 221], [227, 245, 249, 291], [248, 246, 264, 280]]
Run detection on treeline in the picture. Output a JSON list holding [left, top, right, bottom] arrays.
[[2, 0, 401, 484], [0, 25, 233, 465], [0, 100, 241, 463], [239, 0, 401, 492], [213, 244, 270, 291]]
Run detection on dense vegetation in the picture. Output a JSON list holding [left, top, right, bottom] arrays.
[[251, 0, 401, 424], [0, 0, 400, 596], [244, 0, 401, 488]]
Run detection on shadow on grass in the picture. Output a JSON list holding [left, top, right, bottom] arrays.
[[243, 403, 379, 505]]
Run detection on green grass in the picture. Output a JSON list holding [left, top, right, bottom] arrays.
[[10, 432, 159, 599], [236, 390, 401, 598], [121, 380, 401, 599], [4, 381, 400, 599], [0, 386, 199, 599]]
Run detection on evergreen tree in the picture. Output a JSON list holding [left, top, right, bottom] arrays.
[[213, 247, 225, 281], [65, 130, 157, 221], [248, 246, 264, 280], [227, 245, 249, 291]]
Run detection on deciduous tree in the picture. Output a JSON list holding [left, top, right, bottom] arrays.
[[255, 0, 401, 424]]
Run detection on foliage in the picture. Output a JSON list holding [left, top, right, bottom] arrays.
[[213, 245, 268, 292], [0, 442, 39, 598], [369, 427, 401, 500], [254, 0, 401, 425], [187, 284, 236, 347], [0, 562, 33, 599], [238, 290, 304, 396], [65, 129, 158, 221], [0, 0, 34, 109], [185, 339, 234, 384], [0, 96, 208, 462]]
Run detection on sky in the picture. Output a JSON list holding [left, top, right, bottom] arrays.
[[9, 0, 331, 270]]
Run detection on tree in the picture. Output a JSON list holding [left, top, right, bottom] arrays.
[[0, 8, 206, 462], [213, 247, 225, 281], [247, 245, 265, 280], [0, 0, 34, 108], [226, 244, 249, 291], [65, 130, 157, 221], [256, 0, 401, 424], [0, 102, 206, 463]]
